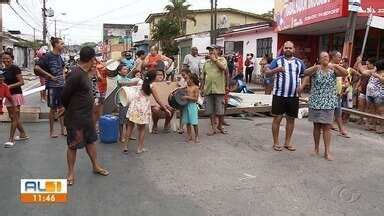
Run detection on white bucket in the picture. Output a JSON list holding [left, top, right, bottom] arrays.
[[117, 86, 139, 107]]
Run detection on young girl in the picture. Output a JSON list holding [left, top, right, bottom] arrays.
[[0, 71, 16, 147], [2, 52, 28, 146], [116, 64, 136, 145], [124, 71, 172, 154], [182, 73, 200, 143], [176, 68, 191, 134]]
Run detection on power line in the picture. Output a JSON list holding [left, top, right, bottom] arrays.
[[17, 1, 43, 27], [16, 1, 43, 28], [8, 4, 41, 32], [60, 1, 137, 31]]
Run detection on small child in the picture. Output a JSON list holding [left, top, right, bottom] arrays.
[[116, 64, 135, 150], [182, 73, 200, 143], [176, 68, 191, 134], [0, 72, 16, 147]]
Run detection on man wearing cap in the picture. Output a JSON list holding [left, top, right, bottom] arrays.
[[201, 45, 228, 135]]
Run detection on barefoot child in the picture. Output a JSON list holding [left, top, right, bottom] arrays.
[[124, 71, 172, 154], [116, 64, 136, 148], [182, 73, 200, 143], [176, 68, 191, 134], [0, 71, 17, 147]]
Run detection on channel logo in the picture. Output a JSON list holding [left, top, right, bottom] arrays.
[[20, 179, 67, 203]]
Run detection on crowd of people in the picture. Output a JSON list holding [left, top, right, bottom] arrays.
[[0, 37, 383, 185]]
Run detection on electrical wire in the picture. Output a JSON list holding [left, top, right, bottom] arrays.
[[60, 1, 138, 31], [16, 1, 43, 28], [8, 4, 42, 32]]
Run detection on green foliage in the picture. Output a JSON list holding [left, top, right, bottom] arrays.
[[260, 9, 274, 20], [80, 42, 97, 48], [15, 40, 43, 50], [151, 0, 196, 55], [152, 18, 179, 56], [164, 0, 196, 34], [152, 18, 180, 42]]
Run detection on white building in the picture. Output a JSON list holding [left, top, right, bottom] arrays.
[[217, 22, 277, 75]]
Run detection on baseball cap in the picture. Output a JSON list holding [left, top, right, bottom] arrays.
[[206, 44, 221, 50]]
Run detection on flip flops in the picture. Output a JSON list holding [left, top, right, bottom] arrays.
[[273, 145, 283, 151], [339, 132, 351, 138], [284, 145, 296, 151], [4, 141, 14, 148], [67, 179, 74, 186], [136, 148, 148, 154], [14, 136, 30, 141], [93, 168, 110, 176]]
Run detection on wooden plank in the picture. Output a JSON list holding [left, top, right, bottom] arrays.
[[342, 108, 384, 121], [299, 97, 384, 121], [198, 106, 271, 117]]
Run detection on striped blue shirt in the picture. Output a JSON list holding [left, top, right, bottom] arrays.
[[269, 56, 305, 97]]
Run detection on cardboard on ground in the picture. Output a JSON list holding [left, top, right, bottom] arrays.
[[150, 82, 178, 106]]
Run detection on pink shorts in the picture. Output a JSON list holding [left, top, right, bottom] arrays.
[[5, 94, 25, 107], [39, 77, 46, 86]]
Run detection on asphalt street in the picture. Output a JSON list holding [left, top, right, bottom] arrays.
[[0, 117, 383, 216]]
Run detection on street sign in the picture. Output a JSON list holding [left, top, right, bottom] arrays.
[[369, 15, 384, 30], [348, 0, 361, 12]]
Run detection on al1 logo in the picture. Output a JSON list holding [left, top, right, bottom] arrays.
[[20, 179, 67, 203]]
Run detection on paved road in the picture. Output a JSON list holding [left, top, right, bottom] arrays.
[[0, 118, 383, 216]]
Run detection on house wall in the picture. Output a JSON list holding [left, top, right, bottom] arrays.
[[150, 12, 265, 37], [185, 12, 264, 35], [132, 23, 150, 42], [222, 30, 278, 75]]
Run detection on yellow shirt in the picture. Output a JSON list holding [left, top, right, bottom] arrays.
[[203, 57, 227, 95]]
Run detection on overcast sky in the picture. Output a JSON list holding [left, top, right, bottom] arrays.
[[3, 0, 274, 44]]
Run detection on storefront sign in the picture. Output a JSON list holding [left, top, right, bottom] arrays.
[[275, 0, 345, 31], [370, 15, 384, 29], [359, 0, 384, 16]]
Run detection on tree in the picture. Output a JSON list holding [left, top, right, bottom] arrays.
[[260, 9, 274, 20], [80, 42, 97, 48], [164, 0, 196, 35], [151, 18, 179, 56]]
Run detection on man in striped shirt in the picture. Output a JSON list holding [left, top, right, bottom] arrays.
[[265, 41, 305, 151]]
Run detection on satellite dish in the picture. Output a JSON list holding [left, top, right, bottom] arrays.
[[219, 15, 229, 28]]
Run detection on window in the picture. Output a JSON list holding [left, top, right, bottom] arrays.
[[256, 38, 272, 58], [224, 41, 243, 55], [224, 41, 235, 54]]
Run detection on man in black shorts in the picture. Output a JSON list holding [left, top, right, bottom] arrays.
[[34, 37, 66, 138], [62, 46, 109, 186], [265, 41, 305, 151]]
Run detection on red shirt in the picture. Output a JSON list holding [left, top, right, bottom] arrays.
[[146, 54, 162, 71], [96, 62, 108, 94], [0, 83, 13, 114]]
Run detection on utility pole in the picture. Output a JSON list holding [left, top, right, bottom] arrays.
[[42, 0, 47, 45], [210, 0, 218, 45], [213, 0, 217, 45], [210, 0, 214, 44], [54, 19, 56, 37], [0, 4, 3, 52], [342, 0, 360, 65]]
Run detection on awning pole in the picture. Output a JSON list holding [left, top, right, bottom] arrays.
[[360, 12, 373, 57]]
